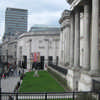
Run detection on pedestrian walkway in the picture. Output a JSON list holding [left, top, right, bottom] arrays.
[[1, 77, 20, 92]]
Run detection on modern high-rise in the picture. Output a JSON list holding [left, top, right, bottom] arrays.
[[4, 7, 28, 36]]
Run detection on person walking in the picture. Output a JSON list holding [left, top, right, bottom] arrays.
[[19, 70, 21, 76], [2, 73, 5, 79]]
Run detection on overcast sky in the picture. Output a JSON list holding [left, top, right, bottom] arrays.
[[0, 0, 70, 41]]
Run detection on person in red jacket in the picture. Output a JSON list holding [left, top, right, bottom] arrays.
[[2, 73, 5, 79]]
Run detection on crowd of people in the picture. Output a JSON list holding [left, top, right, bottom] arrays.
[[0, 64, 17, 79]]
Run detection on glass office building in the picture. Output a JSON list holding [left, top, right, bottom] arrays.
[[4, 8, 28, 36]]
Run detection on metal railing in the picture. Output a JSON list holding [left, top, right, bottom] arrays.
[[0, 91, 100, 100]]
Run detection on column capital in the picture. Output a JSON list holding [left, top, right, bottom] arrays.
[[84, 1, 90, 13], [70, 10, 75, 16], [74, 6, 83, 13], [84, 0, 89, 4]]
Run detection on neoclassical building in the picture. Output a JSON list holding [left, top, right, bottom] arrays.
[[17, 25, 60, 69], [59, 10, 71, 66], [59, 0, 100, 91], [1, 34, 18, 66], [0, 25, 60, 71]]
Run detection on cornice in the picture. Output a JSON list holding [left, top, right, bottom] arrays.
[[70, 0, 82, 10], [18, 33, 60, 40]]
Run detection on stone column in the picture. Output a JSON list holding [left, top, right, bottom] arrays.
[[62, 30, 65, 65], [66, 27, 70, 65], [74, 8, 80, 67], [70, 12, 74, 67], [90, 0, 100, 74], [67, 26, 70, 65], [61, 29, 64, 65], [65, 16, 70, 66], [61, 31, 64, 65], [83, 2, 90, 70], [64, 29, 67, 65], [59, 31, 63, 65]]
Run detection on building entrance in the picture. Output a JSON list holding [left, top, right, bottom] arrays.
[[40, 56, 44, 70], [48, 56, 53, 65], [23, 56, 27, 69]]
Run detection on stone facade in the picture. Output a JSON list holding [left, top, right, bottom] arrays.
[[1, 39, 17, 65], [59, 10, 70, 66], [1, 25, 60, 70], [1, 41, 8, 63], [59, 0, 100, 91], [17, 30, 60, 69], [8, 40, 17, 65], [17, 26, 60, 69]]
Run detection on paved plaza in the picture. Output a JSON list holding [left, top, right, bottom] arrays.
[[1, 77, 20, 92]]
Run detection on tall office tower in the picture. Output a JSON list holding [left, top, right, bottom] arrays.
[[4, 8, 27, 37]]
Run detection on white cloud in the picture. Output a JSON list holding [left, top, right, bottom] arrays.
[[28, 11, 61, 30]]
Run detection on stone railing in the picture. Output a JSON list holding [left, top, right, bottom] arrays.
[[49, 63, 68, 75]]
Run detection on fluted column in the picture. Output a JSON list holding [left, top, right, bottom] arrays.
[[62, 30, 65, 65], [65, 15, 70, 66], [90, 0, 100, 74], [70, 12, 74, 67], [74, 8, 80, 67], [64, 29, 67, 65], [66, 27, 70, 65], [59, 32, 63, 64], [83, 2, 90, 70], [61, 31, 64, 65]]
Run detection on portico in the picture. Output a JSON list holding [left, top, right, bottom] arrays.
[[59, 0, 100, 91]]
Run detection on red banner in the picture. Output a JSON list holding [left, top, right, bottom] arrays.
[[34, 52, 37, 62], [31, 52, 40, 62]]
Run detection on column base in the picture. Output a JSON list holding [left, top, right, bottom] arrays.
[[78, 71, 92, 91], [79, 71, 100, 91], [71, 66, 80, 71], [66, 65, 72, 69], [89, 70, 100, 77], [67, 67, 81, 91], [69, 64, 74, 68], [65, 62, 70, 67], [82, 65, 90, 71]]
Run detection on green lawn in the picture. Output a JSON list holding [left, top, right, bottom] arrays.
[[19, 71, 65, 92]]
